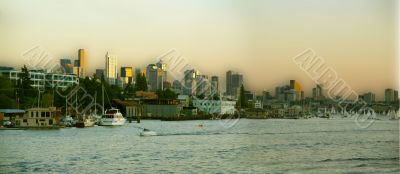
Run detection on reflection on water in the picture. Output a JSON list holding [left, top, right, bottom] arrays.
[[0, 118, 398, 173]]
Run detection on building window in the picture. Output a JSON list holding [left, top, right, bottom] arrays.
[[23, 119, 27, 123], [41, 112, 45, 117], [36, 111, 38, 117], [46, 112, 50, 117]]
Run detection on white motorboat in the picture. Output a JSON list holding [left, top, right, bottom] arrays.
[[100, 108, 126, 126]]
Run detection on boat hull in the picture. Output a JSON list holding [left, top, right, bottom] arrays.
[[100, 118, 126, 126]]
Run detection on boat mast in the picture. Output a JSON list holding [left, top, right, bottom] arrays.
[[94, 91, 97, 114], [65, 97, 67, 116], [102, 85, 104, 114]]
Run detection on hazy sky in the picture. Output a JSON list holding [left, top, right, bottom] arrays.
[[0, 0, 398, 99]]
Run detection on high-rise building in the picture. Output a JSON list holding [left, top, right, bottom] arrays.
[[120, 67, 133, 87], [172, 80, 182, 94], [95, 69, 105, 79], [211, 76, 219, 95], [78, 49, 85, 77], [226, 71, 232, 95], [226, 70, 243, 98], [290, 80, 301, 92], [385, 88, 398, 102], [60, 59, 73, 74], [312, 85, 323, 100], [146, 62, 166, 91], [183, 69, 199, 95], [195, 75, 210, 96], [359, 92, 375, 104], [105, 52, 117, 85]]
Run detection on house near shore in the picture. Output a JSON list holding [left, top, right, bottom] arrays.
[[13, 107, 61, 128]]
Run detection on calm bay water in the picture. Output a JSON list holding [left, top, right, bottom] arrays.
[[0, 118, 399, 173]]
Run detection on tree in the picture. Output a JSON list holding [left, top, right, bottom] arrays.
[[18, 65, 34, 97], [135, 73, 147, 92], [124, 81, 135, 98], [156, 88, 177, 100], [41, 92, 53, 107], [0, 76, 17, 108]]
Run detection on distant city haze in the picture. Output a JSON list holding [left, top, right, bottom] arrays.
[[0, 0, 398, 100]]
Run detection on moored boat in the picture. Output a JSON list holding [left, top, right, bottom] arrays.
[[100, 108, 126, 126]]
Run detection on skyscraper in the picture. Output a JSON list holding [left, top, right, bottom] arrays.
[[312, 85, 323, 100], [183, 69, 198, 95], [226, 70, 243, 98], [95, 69, 105, 79], [60, 59, 73, 74], [78, 49, 85, 77], [211, 76, 219, 95], [359, 92, 375, 104], [105, 52, 117, 85], [226, 71, 232, 95], [195, 75, 210, 96], [146, 62, 166, 91], [120, 67, 133, 87], [385, 88, 398, 102]]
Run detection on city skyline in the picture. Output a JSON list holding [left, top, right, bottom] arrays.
[[0, 0, 398, 99]]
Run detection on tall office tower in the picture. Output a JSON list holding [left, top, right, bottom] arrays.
[[95, 69, 105, 79], [60, 59, 73, 74], [231, 73, 243, 99], [120, 67, 133, 87], [312, 85, 323, 100], [156, 60, 167, 89], [211, 76, 219, 95], [226, 71, 232, 95], [183, 69, 199, 95], [226, 70, 243, 98], [290, 80, 301, 92], [105, 52, 118, 85], [171, 80, 183, 94], [146, 64, 165, 91], [195, 75, 210, 97], [385, 88, 398, 102], [78, 49, 85, 77], [359, 92, 375, 104]]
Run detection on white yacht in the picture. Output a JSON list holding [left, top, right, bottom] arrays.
[[100, 108, 126, 126]]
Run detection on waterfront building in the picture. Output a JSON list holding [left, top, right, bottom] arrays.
[[13, 107, 61, 128], [192, 99, 236, 115], [142, 99, 181, 119], [105, 52, 118, 85], [0, 109, 25, 124], [3, 69, 78, 89], [254, 100, 263, 109], [178, 95, 190, 107]]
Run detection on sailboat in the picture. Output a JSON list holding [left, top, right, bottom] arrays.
[[75, 93, 95, 128], [99, 85, 126, 126]]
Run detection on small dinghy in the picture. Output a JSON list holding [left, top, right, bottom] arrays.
[[139, 128, 157, 136]]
